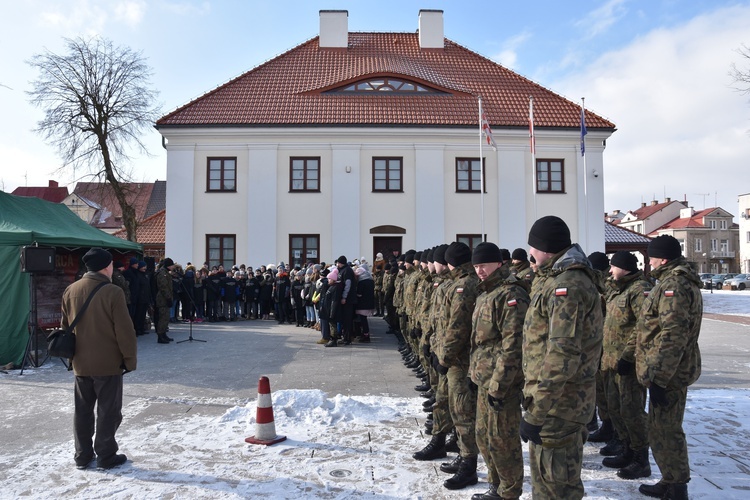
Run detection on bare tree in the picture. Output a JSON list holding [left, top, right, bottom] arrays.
[[730, 43, 750, 95], [27, 36, 161, 242]]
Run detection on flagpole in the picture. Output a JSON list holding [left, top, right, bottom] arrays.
[[478, 96, 485, 242], [529, 96, 537, 220], [581, 97, 589, 251]]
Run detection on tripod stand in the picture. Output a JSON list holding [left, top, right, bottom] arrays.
[[20, 273, 50, 375], [176, 275, 205, 344]]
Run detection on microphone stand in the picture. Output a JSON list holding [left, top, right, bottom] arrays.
[[176, 275, 206, 344]]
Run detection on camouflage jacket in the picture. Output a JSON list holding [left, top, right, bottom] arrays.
[[522, 244, 603, 427], [404, 267, 421, 320], [470, 266, 529, 398], [383, 272, 396, 302], [413, 268, 432, 329], [427, 269, 452, 345], [636, 257, 702, 388], [155, 267, 174, 307], [373, 270, 384, 293], [435, 262, 480, 371], [112, 269, 131, 305], [602, 271, 652, 370], [393, 271, 406, 312], [511, 261, 534, 287]]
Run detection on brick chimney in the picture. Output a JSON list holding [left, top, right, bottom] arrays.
[[48, 180, 58, 188], [319, 10, 348, 49], [418, 9, 444, 49]]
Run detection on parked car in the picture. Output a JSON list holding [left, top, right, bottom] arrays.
[[701, 274, 725, 289], [724, 274, 750, 290]]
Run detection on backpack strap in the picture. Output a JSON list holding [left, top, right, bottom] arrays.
[[67, 281, 109, 332]]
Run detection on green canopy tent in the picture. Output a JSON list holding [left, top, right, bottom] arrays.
[[0, 190, 142, 367]]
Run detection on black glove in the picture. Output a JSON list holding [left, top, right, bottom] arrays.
[[431, 354, 449, 375], [410, 328, 418, 339], [649, 383, 668, 408], [487, 394, 503, 411], [467, 378, 478, 393], [422, 343, 431, 359], [520, 418, 543, 445], [617, 358, 635, 376]]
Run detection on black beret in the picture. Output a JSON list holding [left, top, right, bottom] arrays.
[[648, 235, 681, 260], [472, 242, 503, 265], [512, 248, 527, 261], [445, 241, 472, 267], [83, 248, 112, 272], [528, 216, 571, 254], [610, 251, 638, 273], [587, 251, 609, 272]]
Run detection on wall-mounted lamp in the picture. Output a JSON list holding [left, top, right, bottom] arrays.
[[345, 166, 352, 173]]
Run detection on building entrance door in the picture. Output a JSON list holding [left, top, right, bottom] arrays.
[[373, 236, 402, 263]]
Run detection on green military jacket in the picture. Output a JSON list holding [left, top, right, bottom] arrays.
[[393, 271, 405, 312], [602, 271, 652, 370], [404, 266, 421, 321], [427, 269, 452, 349], [112, 269, 131, 305], [522, 244, 603, 427], [416, 270, 435, 331], [155, 267, 173, 307], [435, 262, 480, 371], [469, 266, 529, 398], [636, 257, 702, 388], [511, 261, 534, 287]]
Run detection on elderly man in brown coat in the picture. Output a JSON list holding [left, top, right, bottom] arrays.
[[61, 248, 137, 470]]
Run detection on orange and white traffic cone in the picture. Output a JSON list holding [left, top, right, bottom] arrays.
[[244, 376, 287, 446]]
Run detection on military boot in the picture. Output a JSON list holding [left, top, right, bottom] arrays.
[[422, 396, 436, 409], [440, 455, 462, 473], [157, 334, 170, 344], [443, 455, 478, 490], [599, 437, 623, 457], [663, 483, 688, 500], [324, 337, 338, 347], [445, 428, 459, 453], [638, 480, 668, 498], [602, 440, 633, 468], [617, 447, 651, 479], [414, 382, 431, 392], [413, 432, 447, 461], [471, 483, 501, 500], [588, 418, 613, 442]]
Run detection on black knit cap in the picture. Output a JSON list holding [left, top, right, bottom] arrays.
[[163, 257, 175, 268], [414, 251, 423, 263], [528, 215, 571, 253], [648, 235, 681, 260], [83, 248, 112, 272], [445, 241, 472, 267], [336, 255, 347, 265], [512, 248, 527, 261], [425, 247, 434, 262], [433, 244, 449, 265], [472, 242, 503, 265], [403, 249, 416, 262], [610, 251, 639, 273], [500, 248, 511, 262], [587, 251, 610, 272]]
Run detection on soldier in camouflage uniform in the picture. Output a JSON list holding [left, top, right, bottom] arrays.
[[154, 258, 176, 344], [469, 242, 529, 500], [383, 263, 399, 335], [434, 241, 481, 490], [111, 261, 131, 308], [599, 251, 652, 479], [510, 248, 534, 286], [521, 216, 603, 500], [636, 235, 702, 500]]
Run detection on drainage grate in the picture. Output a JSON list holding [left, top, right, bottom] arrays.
[[329, 469, 352, 478]]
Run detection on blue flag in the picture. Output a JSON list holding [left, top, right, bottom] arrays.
[[580, 106, 587, 156]]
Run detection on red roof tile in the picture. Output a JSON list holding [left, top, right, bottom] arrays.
[[113, 209, 165, 244], [623, 201, 685, 222], [73, 182, 155, 230], [650, 208, 723, 234], [157, 33, 615, 130], [12, 185, 69, 203]]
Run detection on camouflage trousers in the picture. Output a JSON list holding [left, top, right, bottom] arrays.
[[156, 305, 170, 335], [475, 387, 524, 498], [528, 416, 586, 500], [447, 366, 478, 458], [649, 385, 690, 483], [604, 370, 648, 450], [432, 372, 453, 434], [594, 369, 609, 421]]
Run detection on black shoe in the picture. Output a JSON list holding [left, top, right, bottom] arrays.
[[415, 383, 431, 392], [342, 340, 352, 345], [413, 433, 447, 461], [662, 483, 688, 500], [588, 419, 614, 443], [471, 484, 500, 500], [443, 455, 478, 490], [639, 481, 668, 498], [617, 447, 651, 479], [75, 457, 94, 470], [157, 335, 170, 344], [419, 389, 434, 398], [164, 334, 174, 342], [422, 396, 436, 409], [600, 438, 623, 457], [97, 454, 127, 469], [602, 441, 633, 468], [587, 413, 599, 433], [325, 339, 338, 347], [440, 455, 462, 473]]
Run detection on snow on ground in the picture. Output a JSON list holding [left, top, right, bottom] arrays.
[[702, 289, 750, 317], [4, 387, 750, 499]]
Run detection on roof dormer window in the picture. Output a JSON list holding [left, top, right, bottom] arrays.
[[328, 77, 443, 94]]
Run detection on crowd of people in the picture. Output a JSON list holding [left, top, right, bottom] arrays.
[[91, 215, 701, 500]]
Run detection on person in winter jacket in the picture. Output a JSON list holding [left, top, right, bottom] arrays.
[[354, 264, 375, 342]]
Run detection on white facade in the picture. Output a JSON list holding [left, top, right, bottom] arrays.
[[739, 193, 750, 273], [162, 125, 609, 267]]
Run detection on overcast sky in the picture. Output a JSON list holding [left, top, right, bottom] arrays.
[[1, 0, 749, 217]]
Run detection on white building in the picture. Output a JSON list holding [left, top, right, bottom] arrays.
[[156, 10, 615, 268], [739, 193, 750, 273]]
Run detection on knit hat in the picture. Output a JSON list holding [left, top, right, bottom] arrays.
[[445, 242, 472, 267], [471, 242, 503, 265], [163, 257, 175, 268], [113, 260, 124, 269], [425, 247, 435, 262], [129, 257, 138, 266], [138, 260, 147, 269], [413, 251, 422, 263], [528, 216, 571, 253], [500, 248, 511, 262], [587, 251, 610, 272], [512, 248, 527, 261], [648, 235, 681, 260], [328, 267, 339, 281], [610, 251, 638, 273], [419, 250, 429, 264], [403, 249, 416, 263], [83, 248, 112, 272], [336, 255, 348, 265], [433, 244, 449, 266]]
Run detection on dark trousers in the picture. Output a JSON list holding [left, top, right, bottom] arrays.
[[74, 375, 123, 465], [133, 302, 148, 334]]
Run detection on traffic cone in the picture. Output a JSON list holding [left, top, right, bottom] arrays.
[[244, 376, 287, 446]]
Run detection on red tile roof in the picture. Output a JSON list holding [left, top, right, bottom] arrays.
[[157, 33, 615, 130], [623, 200, 685, 222], [113, 209, 165, 244], [649, 207, 736, 235], [73, 182, 155, 230], [12, 185, 69, 203]]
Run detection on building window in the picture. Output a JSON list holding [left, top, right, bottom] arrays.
[[536, 159, 565, 193], [328, 77, 444, 94], [456, 234, 485, 252], [711, 239, 718, 251], [721, 239, 729, 253], [694, 238, 702, 252], [456, 158, 485, 193], [709, 220, 717, 229], [373, 157, 403, 192], [206, 234, 235, 269], [720, 220, 728, 230], [207, 158, 236, 192], [677, 239, 685, 255], [290, 157, 320, 192], [289, 234, 320, 269]]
